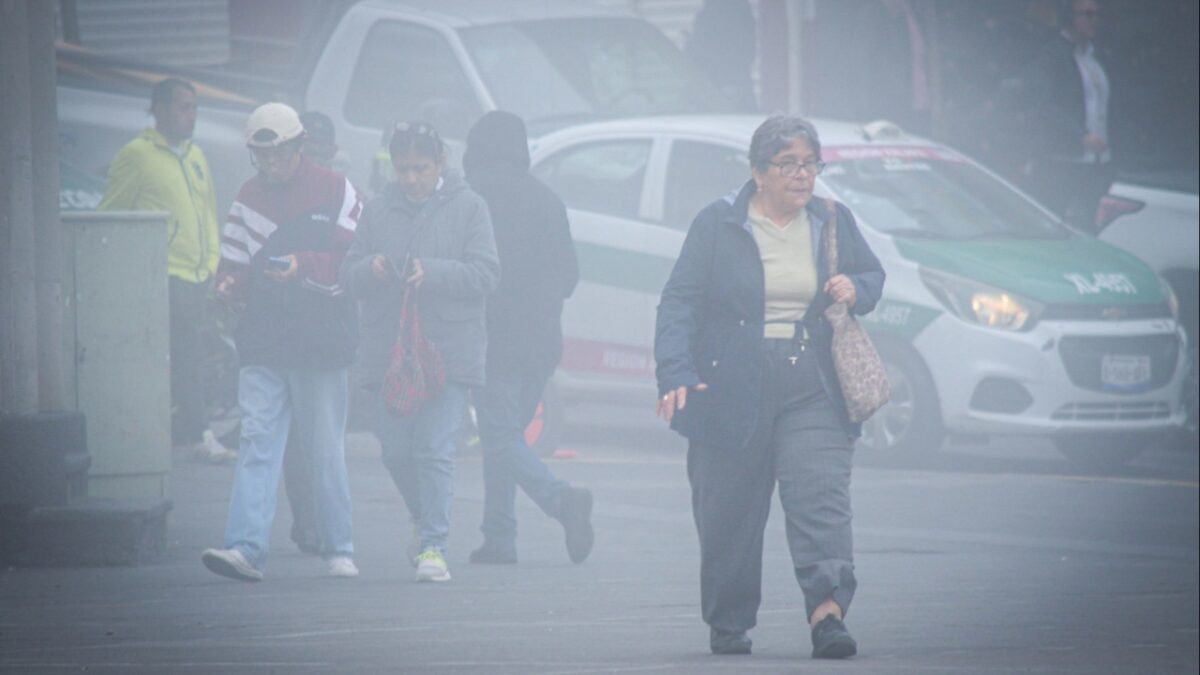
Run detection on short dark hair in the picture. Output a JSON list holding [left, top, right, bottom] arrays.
[[748, 115, 821, 172], [150, 77, 195, 111], [388, 120, 445, 160]]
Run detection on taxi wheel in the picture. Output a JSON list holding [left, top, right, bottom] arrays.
[[1052, 433, 1147, 469], [858, 342, 943, 454]]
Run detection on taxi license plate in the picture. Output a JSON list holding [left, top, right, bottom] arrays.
[[1101, 354, 1151, 390]]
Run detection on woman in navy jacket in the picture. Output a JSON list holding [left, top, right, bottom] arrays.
[[655, 116, 884, 659]]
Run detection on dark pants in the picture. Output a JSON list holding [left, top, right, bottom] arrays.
[[688, 338, 857, 634], [169, 277, 208, 445], [475, 363, 568, 552], [1025, 158, 1116, 231]]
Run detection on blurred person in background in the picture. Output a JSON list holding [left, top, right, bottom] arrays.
[[341, 121, 499, 583], [100, 78, 234, 463], [462, 111, 593, 567], [846, 0, 938, 136], [201, 103, 361, 582], [1022, 0, 1117, 228], [685, 0, 758, 111], [655, 115, 884, 659], [299, 110, 351, 174]]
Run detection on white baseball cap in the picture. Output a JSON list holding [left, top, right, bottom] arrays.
[[245, 102, 304, 148]]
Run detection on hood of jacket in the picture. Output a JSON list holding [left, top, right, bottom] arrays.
[[464, 111, 531, 178]]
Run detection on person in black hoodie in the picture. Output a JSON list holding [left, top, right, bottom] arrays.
[[463, 111, 594, 565]]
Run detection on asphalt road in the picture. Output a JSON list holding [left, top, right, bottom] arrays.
[[1, 406, 1196, 674]]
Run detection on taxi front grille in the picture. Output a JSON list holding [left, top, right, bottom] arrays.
[[1058, 334, 1178, 393], [1051, 401, 1172, 421], [1042, 303, 1172, 321]]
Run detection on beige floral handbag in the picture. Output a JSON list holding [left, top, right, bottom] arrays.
[[822, 199, 890, 423]]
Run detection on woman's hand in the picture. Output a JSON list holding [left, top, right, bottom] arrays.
[[370, 255, 391, 281], [824, 274, 856, 306], [656, 383, 709, 422], [406, 258, 425, 288], [264, 255, 298, 283]]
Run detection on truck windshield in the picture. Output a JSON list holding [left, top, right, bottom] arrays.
[[460, 18, 735, 136], [819, 148, 1069, 240]]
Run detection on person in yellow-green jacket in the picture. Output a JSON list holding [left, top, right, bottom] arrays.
[[100, 77, 234, 463]]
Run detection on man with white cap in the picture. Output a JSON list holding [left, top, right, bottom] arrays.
[[202, 102, 362, 581]]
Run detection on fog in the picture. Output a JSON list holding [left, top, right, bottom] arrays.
[[1, 1, 1197, 673]]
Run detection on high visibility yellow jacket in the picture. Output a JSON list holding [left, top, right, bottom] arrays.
[[99, 128, 220, 283]]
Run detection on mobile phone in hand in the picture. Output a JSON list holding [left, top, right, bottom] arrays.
[[267, 255, 292, 271]]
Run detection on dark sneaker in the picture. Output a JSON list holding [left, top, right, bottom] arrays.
[[811, 615, 857, 659], [469, 544, 518, 565], [557, 487, 594, 563], [710, 627, 752, 655]]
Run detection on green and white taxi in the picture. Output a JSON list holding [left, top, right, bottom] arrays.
[[529, 116, 1189, 466]]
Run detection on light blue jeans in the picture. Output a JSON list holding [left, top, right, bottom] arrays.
[[374, 383, 468, 555], [223, 366, 353, 569], [475, 368, 568, 553]]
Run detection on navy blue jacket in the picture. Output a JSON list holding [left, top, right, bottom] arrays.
[[654, 180, 885, 451]]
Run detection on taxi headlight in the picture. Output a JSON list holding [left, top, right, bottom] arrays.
[[920, 268, 1043, 332], [971, 292, 1031, 330]]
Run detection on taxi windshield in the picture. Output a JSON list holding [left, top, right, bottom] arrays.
[[819, 148, 1069, 240]]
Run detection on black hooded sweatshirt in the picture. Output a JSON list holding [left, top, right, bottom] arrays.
[[464, 111, 579, 378]]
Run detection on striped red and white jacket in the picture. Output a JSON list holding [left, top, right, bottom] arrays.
[[218, 157, 363, 368]]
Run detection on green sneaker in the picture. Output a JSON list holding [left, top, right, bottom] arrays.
[[415, 548, 451, 582]]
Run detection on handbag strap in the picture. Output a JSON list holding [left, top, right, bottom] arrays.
[[397, 287, 418, 349], [823, 198, 839, 279]]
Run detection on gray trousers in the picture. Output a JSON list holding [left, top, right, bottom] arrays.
[[687, 338, 857, 634]]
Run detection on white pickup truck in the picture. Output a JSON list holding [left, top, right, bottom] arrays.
[[57, 0, 734, 214]]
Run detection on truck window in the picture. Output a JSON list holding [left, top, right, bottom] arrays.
[[461, 18, 734, 136], [664, 141, 748, 231], [343, 21, 482, 140], [534, 140, 651, 220]]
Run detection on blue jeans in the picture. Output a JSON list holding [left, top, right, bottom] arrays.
[[475, 368, 568, 552], [374, 383, 468, 554], [224, 366, 353, 569]]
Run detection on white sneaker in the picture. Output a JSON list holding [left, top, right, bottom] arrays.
[[194, 429, 237, 463], [415, 548, 451, 582], [201, 548, 263, 581], [327, 556, 359, 578]]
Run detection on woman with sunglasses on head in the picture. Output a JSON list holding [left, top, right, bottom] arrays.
[[341, 121, 500, 583], [655, 115, 885, 659]]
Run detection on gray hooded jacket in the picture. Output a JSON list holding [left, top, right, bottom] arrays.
[[340, 171, 500, 388]]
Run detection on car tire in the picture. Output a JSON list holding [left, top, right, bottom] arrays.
[[1052, 432, 1149, 469], [857, 341, 944, 454]]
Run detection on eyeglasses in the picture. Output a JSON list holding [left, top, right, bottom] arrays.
[[770, 159, 826, 178], [251, 142, 301, 164]]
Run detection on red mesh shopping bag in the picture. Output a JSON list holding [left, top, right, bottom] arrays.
[[382, 289, 445, 416]]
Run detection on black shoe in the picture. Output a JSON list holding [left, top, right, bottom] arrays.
[[557, 487, 594, 564], [710, 627, 752, 655], [468, 544, 517, 565], [811, 615, 857, 659]]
